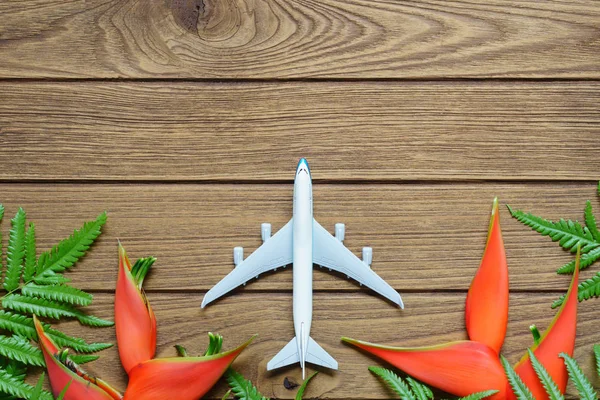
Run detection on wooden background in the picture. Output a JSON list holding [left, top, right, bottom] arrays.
[[0, 0, 599, 398]]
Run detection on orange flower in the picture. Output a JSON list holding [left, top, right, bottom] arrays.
[[465, 197, 508, 354], [115, 243, 157, 374], [123, 336, 256, 400], [341, 338, 507, 398], [34, 315, 123, 400]]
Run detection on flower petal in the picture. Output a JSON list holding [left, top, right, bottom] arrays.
[[124, 335, 256, 400], [465, 197, 509, 354], [34, 315, 122, 400], [341, 338, 507, 398], [509, 250, 580, 399], [115, 243, 156, 374]]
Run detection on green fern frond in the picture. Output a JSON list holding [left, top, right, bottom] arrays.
[[368, 366, 416, 400], [295, 371, 318, 400], [32, 271, 70, 286], [36, 212, 107, 275], [406, 377, 433, 400], [0, 358, 26, 382], [507, 206, 599, 255], [226, 369, 269, 400], [21, 283, 92, 307], [501, 355, 535, 400], [2, 294, 113, 327], [0, 336, 43, 367], [594, 344, 600, 377], [0, 370, 52, 400], [559, 353, 598, 400], [0, 311, 111, 354], [28, 374, 44, 400], [552, 271, 600, 308], [458, 391, 500, 400], [585, 201, 600, 242], [4, 209, 27, 291], [557, 246, 600, 274], [526, 349, 563, 400], [0, 205, 4, 222], [22, 225, 36, 283]]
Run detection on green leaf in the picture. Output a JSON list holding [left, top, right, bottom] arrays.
[[458, 390, 500, 400], [0, 205, 4, 222], [22, 223, 37, 283], [406, 377, 433, 400], [68, 354, 100, 365], [204, 333, 224, 356], [55, 381, 70, 400], [0, 369, 53, 400], [226, 369, 269, 400], [0, 358, 27, 382], [175, 345, 188, 357], [130, 257, 156, 289], [507, 205, 599, 255], [36, 212, 107, 275], [552, 271, 600, 308], [222, 389, 232, 400], [4, 209, 27, 291], [559, 353, 598, 400], [585, 201, 600, 242], [29, 373, 45, 400], [295, 371, 318, 400], [22, 283, 93, 307], [0, 310, 111, 353], [0, 335, 44, 367], [32, 271, 70, 286], [2, 294, 113, 327], [529, 325, 542, 345], [527, 349, 563, 400], [500, 355, 535, 400], [368, 366, 416, 400], [557, 246, 600, 274], [594, 344, 600, 377]]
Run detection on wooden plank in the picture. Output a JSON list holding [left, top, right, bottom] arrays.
[[1, 182, 598, 292], [48, 292, 600, 398], [0, 0, 599, 79], [0, 82, 599, 181]]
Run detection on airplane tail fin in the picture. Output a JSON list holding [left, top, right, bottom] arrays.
[[266, 336, 338, 378]]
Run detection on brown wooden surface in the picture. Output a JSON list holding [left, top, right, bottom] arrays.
[[0, 82, 599, 182], [1, 0, 599, 398], [53, 292, 600, 398], [0, 0, 599, 79]]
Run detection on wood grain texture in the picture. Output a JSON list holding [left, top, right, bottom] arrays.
[[45, 292, 600, 398], [1, 182, 599, 292], [1, 82, 599, 181], [0, 0, 599, 78]]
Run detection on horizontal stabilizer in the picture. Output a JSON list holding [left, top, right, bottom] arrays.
[[306, 336, 338, 370], [267, 337, 299, 371]]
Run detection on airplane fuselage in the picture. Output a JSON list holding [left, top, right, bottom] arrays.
[[292, 159, 313, 373]]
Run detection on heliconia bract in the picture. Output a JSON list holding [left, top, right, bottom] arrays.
[[341, 338, 508, 398], [465, 197, 509, 355]]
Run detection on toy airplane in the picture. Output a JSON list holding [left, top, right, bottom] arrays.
[[201, 158, 403, 378]]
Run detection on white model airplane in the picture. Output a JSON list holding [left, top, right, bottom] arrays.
[[201, 158, 403, 378]]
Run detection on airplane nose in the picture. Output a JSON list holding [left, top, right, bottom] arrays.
[[296, 158, 310, 176]]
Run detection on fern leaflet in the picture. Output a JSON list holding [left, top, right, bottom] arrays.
[[406, 377, 433, 400], [32, 271, 70, 286], [0, 336, 43, 367], [552, 271, 600, 308], [559, 353, 598, 400], [68, 354, 99, 365], [0, 370, 52, 400], [585, 201, 600, 242], [226, 368, 269, 400], [36, 212, 107, 275], [368, 366, 416, 400], [22, 225, 36, 283], [501, 355, 535, 400], [594, 344, 600, 377], [4, 209, 26, 292], [21, 283, 92, 307], [526, 349, 563, 400], [458, 391, 500, 400], [557, 246, 600, 274]]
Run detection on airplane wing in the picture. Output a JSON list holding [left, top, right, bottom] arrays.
[[201, 219, 293, 308], [312, 220, 404, 308]]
